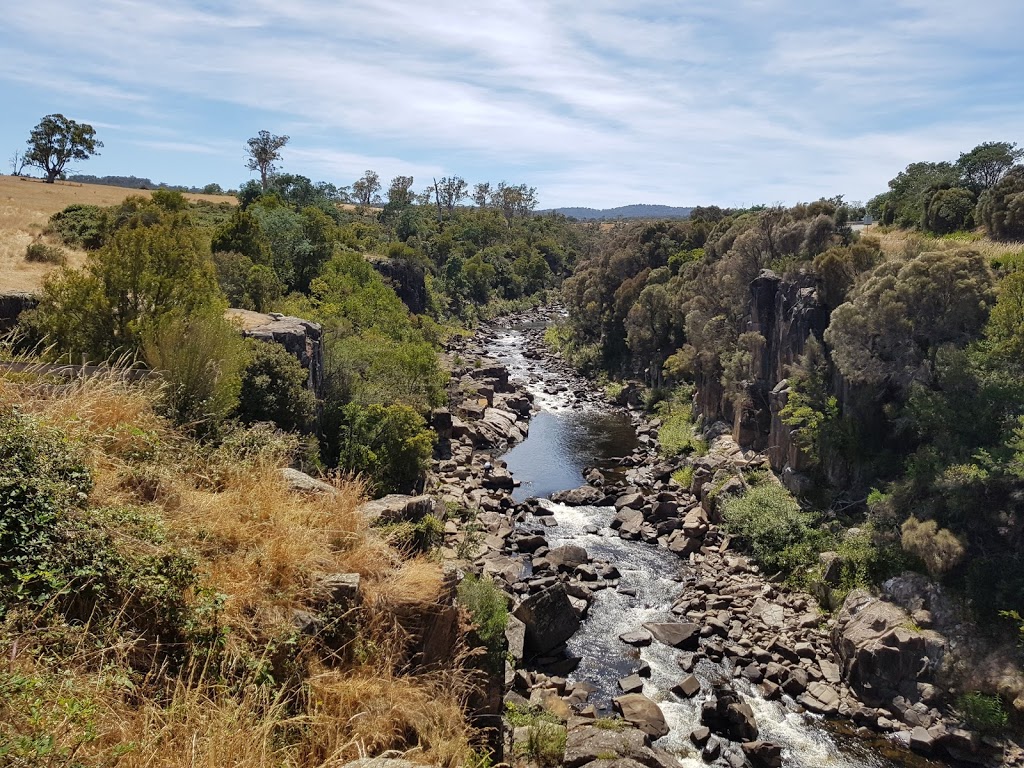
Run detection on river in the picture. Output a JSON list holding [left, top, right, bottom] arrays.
[[488, 319, 943, 768]]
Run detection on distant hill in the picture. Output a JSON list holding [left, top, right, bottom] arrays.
[[548, 204, 694, 221]]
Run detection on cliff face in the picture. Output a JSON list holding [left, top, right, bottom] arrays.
[[369, 257, 427, 315], [0, 292, 39, 331], [226, 309, 324, 396], [694, 270, 830, 483]]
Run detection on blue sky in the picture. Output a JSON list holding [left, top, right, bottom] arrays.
[[1, 0, 1022, 208]]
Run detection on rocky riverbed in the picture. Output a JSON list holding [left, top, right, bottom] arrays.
[[416, 306, 1023, 768]]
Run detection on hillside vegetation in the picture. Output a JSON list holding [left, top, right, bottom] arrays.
[[0, 370, 478, 767], [0, 175, 235, 293]]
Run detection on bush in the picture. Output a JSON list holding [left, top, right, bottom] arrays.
[[900, 516, 965, 577], [957, 692, 1008, 734], [0, 410, 92, 608], [458, 574, 508, 673], [671, 465, 694, 489], [144, 310, 248, 428], [336, 403, 434, 494], [48, 204, 107, 249], [24, 242, 66, 264], [656, 393, 707, 457], [234, 339, 315, 433], [721, 478, 824, 576]]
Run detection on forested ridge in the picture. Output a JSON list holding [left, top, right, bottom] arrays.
[[556, 140, 1024, 639]]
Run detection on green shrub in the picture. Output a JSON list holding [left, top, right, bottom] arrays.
[[0, 410, 92, 608], [48, 204, 107, 249], [381, 514, 445, 555], [234, 338, 315, 433], [144, 310, 248, 428], [336, 403, 434, 494], [525, 720, 566, 767], [458, 575, 508, 673], [671, 466, 695, 489], [957, 692, 1008, 734], [656, 394, 707, 458], [721, 479, 825, 576], [24, 242, 66, 265]]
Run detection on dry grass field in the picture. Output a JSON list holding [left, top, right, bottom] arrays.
[[0, 175, 236, 293]]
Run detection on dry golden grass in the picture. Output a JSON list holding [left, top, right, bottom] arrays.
[[0, 368, 478, 767], [865, 224, 1024, 264], [0, 175, 236, 293]]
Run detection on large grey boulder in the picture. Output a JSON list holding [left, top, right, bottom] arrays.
[[832, 589, 946, 707], [512, 584, 580, 655], [563, 725, 676, 768], [358, 494, 437, 525], [280, 467, 337, 495], [614, 694, 670, 739], [550, 484, 606, 506], [642, 622, 700, 650], [547, 544, 589, 572]]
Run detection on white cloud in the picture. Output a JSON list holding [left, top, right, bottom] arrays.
[[0, 0, 1021, 207]]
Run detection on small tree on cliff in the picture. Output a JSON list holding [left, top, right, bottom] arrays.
[[25, 114, 103, 183]]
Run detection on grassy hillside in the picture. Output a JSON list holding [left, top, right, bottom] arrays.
[[0, 368, 476, 767], [0, 176, 236, 293]]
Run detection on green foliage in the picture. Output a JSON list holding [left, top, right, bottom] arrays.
[[780, 338, 837, 468], [0, 410, 92, 608], [48, 204, 107, 249], [922, 186, 976, 235], [721, 479, 824, 576], [211, 207, 270, 264], [671, 465, 694, 489], [25, 113, 103, 183], [977, 166, 1024, 242], [524, 721, 566, 767], [24, 242, 65, 265], [956, 141, 1023, 193], [143, 310, 247, 427], [957, 692, 1008, 734], [336, 403, 434, 494], [233, 339, 315, 433], [458, 575, 509, 673], [655, 392, 707, 458], [825, 249, 995, 391], [381, 514, 445, 555], [27, 215, 223, 361]]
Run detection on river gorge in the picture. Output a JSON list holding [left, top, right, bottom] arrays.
[[425, 306, 1007, 768]]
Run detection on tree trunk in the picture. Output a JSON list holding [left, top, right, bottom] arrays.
[[45, 169, 59, 183]]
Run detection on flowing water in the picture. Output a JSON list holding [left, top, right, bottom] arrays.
[[489, 321, 942, 768]]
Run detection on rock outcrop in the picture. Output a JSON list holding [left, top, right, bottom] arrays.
[[226, 308, 324, 395], [833, 588, 946, 708]]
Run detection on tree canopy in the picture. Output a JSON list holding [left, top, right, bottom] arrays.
[[25, 114, 103, 183], [245, 130, 289, 191]]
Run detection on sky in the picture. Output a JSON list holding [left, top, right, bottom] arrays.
[[1, 0, 1022, 209]]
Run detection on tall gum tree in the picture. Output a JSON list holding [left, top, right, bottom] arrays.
[[25, 114, 102, 183]]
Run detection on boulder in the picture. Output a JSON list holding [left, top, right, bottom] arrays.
[[340, 760, 428, 768], [547, 544, 589, 572], [358, 494, 437, 524], [832, 589, 946, 707], [512, 584, 581, 655], [563, 725, 673, 768], [281, 467, 337, 495], [672, 674, 701, 698], [551, 485, 606, 506], [614, 694, 670, 739], [741, 741, 784, 768], [642, 622, 700, 650], [701, 686, 758, 742], [228, 309, 323, 393]]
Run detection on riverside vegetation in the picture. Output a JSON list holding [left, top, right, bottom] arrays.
[[1, 134, 1023, 765]]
